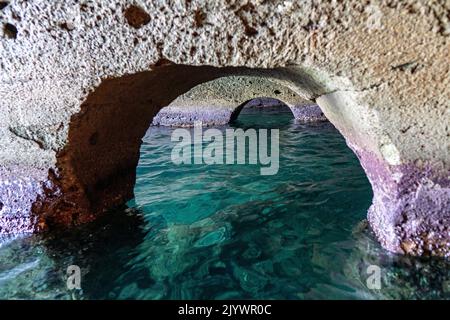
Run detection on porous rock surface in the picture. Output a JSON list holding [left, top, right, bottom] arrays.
[[0, 0, 449, 256], [152, 75, 323, 126]]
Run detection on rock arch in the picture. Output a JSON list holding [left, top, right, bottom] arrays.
[[152, 75, 326, 127], [0, 1, 448, 256]]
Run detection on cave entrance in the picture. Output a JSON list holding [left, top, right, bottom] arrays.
[[44, 63, 374, 247], [15, 63, 380, 298]]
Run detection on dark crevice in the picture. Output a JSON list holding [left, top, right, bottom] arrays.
[[391, 61, 423, 74], [193, 9, 206, 28], [318, 81, 388, 99], [60, 22, 75, 31], [8, 126, 46, 150]]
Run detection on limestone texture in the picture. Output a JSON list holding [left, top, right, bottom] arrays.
[[152, 76, 320, 126], [0, 0, 449, 256]]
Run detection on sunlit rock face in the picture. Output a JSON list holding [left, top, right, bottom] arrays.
[[0, 0, 449, 256]]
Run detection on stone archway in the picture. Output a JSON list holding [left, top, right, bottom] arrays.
[[232, 97, 296, 121], [0, 1, 448, 256], [34, 65, 331, 231], [10, 62, 444, 257], [151, 75, 326, 127]]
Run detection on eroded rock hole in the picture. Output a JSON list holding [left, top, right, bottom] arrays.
[[60, 21, 75, 31], [194, 9, 206, 28], [4, 23, 17, 39], [124, 5, 150, 29], [244, 25, 258, 37]]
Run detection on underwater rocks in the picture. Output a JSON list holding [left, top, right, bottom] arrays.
[[348, 220, 450, 299]]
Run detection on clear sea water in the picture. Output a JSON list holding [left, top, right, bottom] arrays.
[[0, 108, 449, 299]]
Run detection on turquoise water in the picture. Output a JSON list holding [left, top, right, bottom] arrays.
[[0, 110, 449, 299]]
